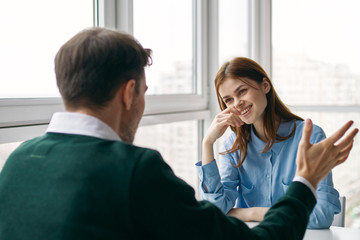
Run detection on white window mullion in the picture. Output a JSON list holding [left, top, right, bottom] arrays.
[[250, 0, 271, 76], [116, 0, 133, 33], [203, 0, 219, 155]]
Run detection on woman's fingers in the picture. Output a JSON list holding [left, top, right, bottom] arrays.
[[206, 108, 244, 142], [222, 106, 241, 115], [218, 108, 243, 127], [217, 117, 239, 128]]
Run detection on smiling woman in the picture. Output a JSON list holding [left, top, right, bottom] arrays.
[[196, 57, 341, 229], [218, 77, 270, 132]]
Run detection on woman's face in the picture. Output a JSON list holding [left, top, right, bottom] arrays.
[[218, 77, 270, 126]]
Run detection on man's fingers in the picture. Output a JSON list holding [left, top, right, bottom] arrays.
[[334, 153, 351, 168], [300, 119, 313, 146], [336, 140, 353, 161], [334, 128, 359, 150], [327, 120, 355, 144]]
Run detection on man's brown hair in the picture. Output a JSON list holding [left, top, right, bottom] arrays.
[[55, 27, 152, 110]]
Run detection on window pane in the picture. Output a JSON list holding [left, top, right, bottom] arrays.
[[0, 142, 22, 172], [219, 0, 249, 64], [0, 0, 93, 98], [272, 0, 360, 105], [134, 121, 199, 192], [295, 111, 360, 228], [133, 0, 194, 95]]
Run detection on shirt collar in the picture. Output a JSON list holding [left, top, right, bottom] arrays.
[[46, 112, 121, 141], [250, 120, 295, 154]]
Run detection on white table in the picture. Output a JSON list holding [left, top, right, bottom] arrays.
[[246, 222, 360, 239], [303, 226, 360, 240]]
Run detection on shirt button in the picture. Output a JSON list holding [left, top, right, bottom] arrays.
[[267, 174, 270, 178]]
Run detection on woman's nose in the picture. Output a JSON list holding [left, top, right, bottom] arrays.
[[235, 99, 244, 109]]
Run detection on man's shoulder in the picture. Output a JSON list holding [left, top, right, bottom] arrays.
[[9, 134, 49, 155], [104, 139, 162, 161], [11, 133, 162, 163]]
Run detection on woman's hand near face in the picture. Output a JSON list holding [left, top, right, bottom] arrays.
[[204, 107, 243, 145], [202, 107, 243, 165]]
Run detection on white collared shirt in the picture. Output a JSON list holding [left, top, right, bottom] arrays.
[[46, 112, 121, 142], [293, 176, 317, 198]]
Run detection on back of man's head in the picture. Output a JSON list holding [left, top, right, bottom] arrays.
[[54, 27, 152, 110]]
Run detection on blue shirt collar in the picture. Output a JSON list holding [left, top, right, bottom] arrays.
[[250, 120, 295, 154]]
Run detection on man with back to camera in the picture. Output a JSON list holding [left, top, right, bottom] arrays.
[[0, 27, 358, 240]]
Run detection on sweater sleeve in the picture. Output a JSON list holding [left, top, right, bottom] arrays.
[[130, 149, 316, 240]]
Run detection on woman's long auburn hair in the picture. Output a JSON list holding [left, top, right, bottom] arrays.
[[215, 57, 303, 168]]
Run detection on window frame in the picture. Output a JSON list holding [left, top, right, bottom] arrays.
[[0, 0, 214, 144], [112, 0, 209, 117], [268, 0, 360, 113], [269, 0, 360, 227]]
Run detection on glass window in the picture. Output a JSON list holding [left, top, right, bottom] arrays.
[[272, 0, 360, 227], [272, 0, 360, 106], [133, 0, 194, 95], [134, 120, 199, 192], [219, 0, 249, 65], [0, 0, 93, 98], [295, 112, 360, 228], [0, 142, 22, 172]]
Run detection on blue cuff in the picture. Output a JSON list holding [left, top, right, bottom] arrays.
[[195, 160, 221, 193]]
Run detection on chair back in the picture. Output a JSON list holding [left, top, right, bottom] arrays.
[[332, 196, 346, 227]]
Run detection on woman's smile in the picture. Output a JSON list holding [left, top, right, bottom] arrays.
[[239, 105, 252, 116]]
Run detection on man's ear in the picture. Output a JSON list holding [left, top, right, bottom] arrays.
[[121, 79, 136, 111], [262, 77, 271, 94]]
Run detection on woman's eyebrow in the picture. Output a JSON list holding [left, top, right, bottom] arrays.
[[234, 84, 245, 93], [222, 84, 245, 99]]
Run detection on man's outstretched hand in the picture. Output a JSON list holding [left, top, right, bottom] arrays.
[[295, 119, 358, 189]]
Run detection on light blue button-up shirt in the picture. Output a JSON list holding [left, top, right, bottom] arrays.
[[196, 120, 341, 229]]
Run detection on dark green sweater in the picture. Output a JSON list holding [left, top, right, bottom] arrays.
[[0, 133, 316, 239]]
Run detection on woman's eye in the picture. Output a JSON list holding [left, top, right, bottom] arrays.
[[239, 89, 247, 95], [224, 98, 232, 104]]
